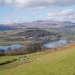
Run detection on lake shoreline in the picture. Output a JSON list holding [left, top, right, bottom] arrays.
[[0, 39, 75, 50]]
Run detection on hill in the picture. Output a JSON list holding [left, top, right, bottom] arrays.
[[0, 20, 75, 30], [0, 24, 16, 30], [5, 20, 75, 29], [12, 30, 59, 38], [0, 43, 75, 75]]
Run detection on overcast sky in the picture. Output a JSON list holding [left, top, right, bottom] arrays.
[[0, 0, 75, 24]]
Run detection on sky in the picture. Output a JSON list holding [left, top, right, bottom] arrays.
[[0, 0, 75, 24]]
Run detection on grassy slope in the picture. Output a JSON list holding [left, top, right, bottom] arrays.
[[0, 43, 75, 75], [0, 55, 26, 63]]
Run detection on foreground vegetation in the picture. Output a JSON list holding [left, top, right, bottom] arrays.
[[0, 28, 75, 75], [0, 43, 43, 56], [0, 43, 75, 75]]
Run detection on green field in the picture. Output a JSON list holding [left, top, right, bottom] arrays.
[[0, 43, 75, 75], [0, 28, 75, 46], [0, 41, 27, 45], [0, 55, 26, 63], [0, 40, 37, 45]]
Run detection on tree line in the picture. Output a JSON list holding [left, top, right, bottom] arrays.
[[12, 30, 60, 38], [0, 43, 45, 56]]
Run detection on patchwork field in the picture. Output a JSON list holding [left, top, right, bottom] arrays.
[[0, 43, 75, 75], [0, 28, 75, 46]]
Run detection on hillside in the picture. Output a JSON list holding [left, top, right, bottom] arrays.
[[0, 43, 75, 75], [0, 24, 16, 30], [0, 20, 75, 30], [4, 20, 75, 29], [12, 30, 59, 38]]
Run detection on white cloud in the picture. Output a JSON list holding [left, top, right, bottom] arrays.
[[6, 19, 12, 23], [47, 9, 75, 21], [14, 0, 75, 9], [4, 0, 13, 5], [61, 14, 75, 21], [59, 9, 74, 16], [14, 0, 48, 9], [14, 0, 27, 8], [47, 9, 74, 16], [4, 18, 25, 24], [0, 0, 75, 9]]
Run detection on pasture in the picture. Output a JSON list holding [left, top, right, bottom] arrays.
[[0, 43, 75, 75]]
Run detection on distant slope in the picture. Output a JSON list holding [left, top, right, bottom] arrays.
[[1, 20, 75, 29], [0, 43, 75, 75], [0, 24, 16, 30], [5, 20, 75, 29], [12, 30, 59, 38]]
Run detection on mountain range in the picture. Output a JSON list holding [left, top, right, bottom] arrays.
[[0, 20, 75, 30]]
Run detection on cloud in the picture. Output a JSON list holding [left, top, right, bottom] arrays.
[[5, 19, 13, 23], [47, 9, 74, 16], [14, 0, 50, 9], [59, 9, 74, 16], [14, 0, 75, 9], [4, 0, 13, 5], [47, 9, 75, 21], [4, 18, 25, 24], [0, 0, 75, 9], [61, 14, 75, 21]]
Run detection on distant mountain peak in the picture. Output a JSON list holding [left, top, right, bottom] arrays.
[[1, 20, 75, 29]]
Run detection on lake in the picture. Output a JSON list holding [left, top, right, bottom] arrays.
[[0, 44, 23, 50], [0, 39, 74, 50], [43, 39, 70, 49]]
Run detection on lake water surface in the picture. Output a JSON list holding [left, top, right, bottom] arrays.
[[43, 39, 68, 48], [0, 44, 23, 50], [0, 39, 74, 50]]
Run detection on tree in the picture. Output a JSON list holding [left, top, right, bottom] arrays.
[[22, 43, 42, 54], [0, 49, 5, 56], [5, 47, 12, 56]]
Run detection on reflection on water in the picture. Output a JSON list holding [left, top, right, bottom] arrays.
[[43, 39, 68, 49], [0, 39, 74, 50], [0, 44, 23, 50]]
